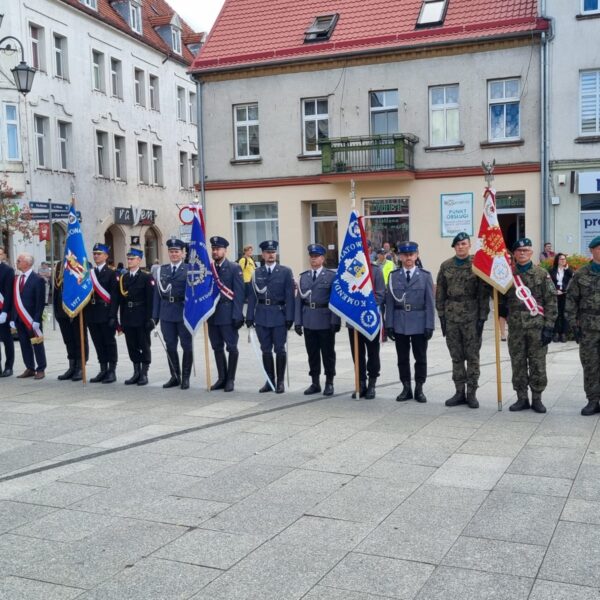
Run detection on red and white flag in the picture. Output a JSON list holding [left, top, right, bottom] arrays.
[[472, 187, 513, 293]]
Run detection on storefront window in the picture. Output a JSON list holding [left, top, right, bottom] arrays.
[[233, 203, 279, 263], [581, 194, 600, 255], [362, 197, 409, 250]]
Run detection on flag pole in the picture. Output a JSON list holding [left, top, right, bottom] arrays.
[[203, 321, 211, 391], [350, 179, 361, 398], [493, 288, 502, 411], [79, 312, 87, 385]]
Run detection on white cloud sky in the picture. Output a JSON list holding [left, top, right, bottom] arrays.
[[166, 0, 226, 33]]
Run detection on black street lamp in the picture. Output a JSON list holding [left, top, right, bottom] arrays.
[[0, 35, 36, 95]]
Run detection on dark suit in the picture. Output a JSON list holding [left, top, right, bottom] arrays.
[[0, 262, 15, 371], [550, 267, 574, 337], [13, 270, 47, 373]]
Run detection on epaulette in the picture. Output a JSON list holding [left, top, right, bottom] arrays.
[[300, 270, 310, 276], [418, 268, 431, 274]]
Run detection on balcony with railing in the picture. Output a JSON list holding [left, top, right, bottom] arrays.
[[320, 133, 419, 175]]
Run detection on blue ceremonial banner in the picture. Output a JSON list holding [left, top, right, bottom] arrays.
[[329, 210, 381, 341], [184, 206, 219, 334], [62, 205, 93, 317]]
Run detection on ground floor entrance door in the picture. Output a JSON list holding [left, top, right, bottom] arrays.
[[310, 201, 338, 269]]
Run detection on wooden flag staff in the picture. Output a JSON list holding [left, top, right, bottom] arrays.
[[350, 180, 361, 398]]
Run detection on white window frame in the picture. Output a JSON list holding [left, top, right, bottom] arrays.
[[151, 144, 163, 186], [369, 89, 399, 135], [429, 84, 460, 146], [110, 58, 123, 99], [234, 103, 260, 159], [130, 1, 142, 34], [302, 97, 329, 155], [190, 154, 198, 189], [29, 24, 45, 72], [580, 70, 600, 136], [137, 141, 149, 184], [53, 33, 68, 80], [189, 91, 197, 124], [149, 75, 159, 111], [92, 50, 105, 92], [80, 0, 97, 9], [417, 0, 448, 26], [57, 120, 71, 171], [4, 103, 21, 161], [34, 114, 50, 168], [114, 135, 126, 181], [179, 151, 188, 188], [232, 203, 279, 260], [134, 68, 145, 106], [488, 78, 521, 142], [582, 0, 600, 14], [96, 130, 108, 178], [176, 86, 186, 121], [171, 27, 182, 55]]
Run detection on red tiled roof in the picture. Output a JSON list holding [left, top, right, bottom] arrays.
[[192, 0, 546, 73], [57, 0, 203, 65]]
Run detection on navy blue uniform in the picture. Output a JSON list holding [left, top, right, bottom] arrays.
[[54, 278, 89, 364], [0, 262, 15, 374]]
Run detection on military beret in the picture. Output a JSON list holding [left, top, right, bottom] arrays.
[[512, 238, 533, 251], [259, 240, 278, 252], [451, 232, 470, 247], [588, 236, 600, 249], [166, 238, 185, 250], [307, 243, 326, 256], [92, 243, 110, 254], [127, 248, 143, 259], [209, 236, 229, 248], [397, 241, 419, 253]]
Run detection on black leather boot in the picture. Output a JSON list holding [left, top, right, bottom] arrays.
[[71, 360, 83, 382], [102, 362, 117, 384], [210, 351, 227, 390], [509, 393, 530, 411], [224, 351, 238, 392], [124, 363, 140, 385], [323, 377, 334, 396], [531, 391, 546, 413], [259, 353, 275, 393], [275, 354, 286, 394], [364, 376, 377, 400], [90, 363, 107, 383], [180, 351, 193, 390], [445, 385, 466, 407], [466, 385, 479, 409], [137, 363, 149, 386], [163, 351, 181, 388], [396, 381, 413, 402], [414, 382, 427, 403], [304, 375, 321, 395], [57, 360, 75, 380], [581, 398, 600, 416], [351, 381, 366, 399]]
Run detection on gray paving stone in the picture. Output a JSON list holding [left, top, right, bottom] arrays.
[[529, 579, 600, 600], [415, 566, 532, 600], [0, 500, 56, 534], [539, 521, 600, 587], [385, 435, 464, 466], [571, 464, 600, 501], [302, 587, 392, 600], [0, 576, 83, 600], [360, 459, 436, 484], [10, 481, 106, 508], [494, 473, 573, 497], [153, 528, 267, 569], [192, 432, 284, 462], [562, 498, 600, 525], [135, 495, 230, 526], [465, 490, 565, 546], [320, 552, 434, 599], [508, 446, 585, 479], [457, 439, 525, 457], [428, 453, 511, 490], [0, 442, 82, 475], [73, 557, 219, 600], [441, 536, 546, 577]]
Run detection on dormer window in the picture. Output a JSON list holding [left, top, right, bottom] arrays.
[[304, 14, 338, 43], [171, 27, 182, 54], [81, 0, 97, 9], [416, 0, 448, 27], [130, 1, 142, 34]]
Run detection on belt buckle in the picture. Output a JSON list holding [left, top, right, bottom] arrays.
[[127, 301, 133, 308], [405, 304, 412, 312], [309, 302, 316, 309], [91, 298, 95, 305], [168, 296, 175, 303], [265, 299, 271, 306]]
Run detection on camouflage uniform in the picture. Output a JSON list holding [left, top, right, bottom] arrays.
[[565, 263, 600, 410], [436, 255, 490, 392], [500, 264, 557, 397]]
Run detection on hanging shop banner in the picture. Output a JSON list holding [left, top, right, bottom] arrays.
[[441, 193, 473, 238], [581, 211, 600, 256]]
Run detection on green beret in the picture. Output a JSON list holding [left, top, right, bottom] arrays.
[[451, 232, 470, 247], [512, 238, 533, 251], [589, 236, 600, 249]]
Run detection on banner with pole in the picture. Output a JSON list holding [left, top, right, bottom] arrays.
[[472, 161, 514, 410]]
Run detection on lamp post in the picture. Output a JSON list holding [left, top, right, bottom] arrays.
[[0, 35, 36, 94]]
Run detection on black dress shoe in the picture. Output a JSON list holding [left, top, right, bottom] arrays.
[[1, 368, 13, 377], [396, 383, 413, 402], [323, 381, 334, 396]]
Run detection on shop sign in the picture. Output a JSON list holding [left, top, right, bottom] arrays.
[[364, 198, 408, 216], [114, 206, 155, 226], [581, 211, 600, 256], [578, 171, 600, 194], [440, 193, 473, 238]]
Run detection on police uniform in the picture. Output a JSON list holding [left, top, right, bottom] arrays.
[[347, 259, 386, 400], [54, 266, 89, 381], [152, 238, 193, 390], [500, 238, 557, 412], [85, 243, 119, 384], [294, 244, 340, 396], [0, 260, 15, 377], [119, 248, 155, 386], [207, 236, 245, 392], [565, 235, 600, 416], [436, 232, 490, 409], [246, 240, 294, 393], [385, 241, 435, 403]]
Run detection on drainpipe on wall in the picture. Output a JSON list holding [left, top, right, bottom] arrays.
[[194, 78, 207, 216], [540, 0, 550, 246]]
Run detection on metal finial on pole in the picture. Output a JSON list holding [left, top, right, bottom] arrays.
[[481, 160, 496, 187], [350, 179, 356, 210]]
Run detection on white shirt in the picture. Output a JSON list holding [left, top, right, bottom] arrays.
[[311, 267, 323, 279], [95, 263, 106, 272], [128, 268, 139, 276], [20, 268, 33, 283], [404, 266, 416, 278]]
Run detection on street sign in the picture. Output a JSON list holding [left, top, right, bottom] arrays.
[[28, 211, 81, 221], [29, 201, 70, 211]]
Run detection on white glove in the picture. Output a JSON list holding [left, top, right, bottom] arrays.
[[0, 312, 6, 324], [32, 321, 40, 330], [9, 321, 15, 329]]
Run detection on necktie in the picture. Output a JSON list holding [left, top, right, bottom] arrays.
[[172, 265, 177, 276], [267, 267, 272, 278], [406, 271, 411, 283], [312, 270, 317, 282], [19, 274, 25, 292]]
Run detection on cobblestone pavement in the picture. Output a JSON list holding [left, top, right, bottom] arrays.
[[1, 319, 599, 600]]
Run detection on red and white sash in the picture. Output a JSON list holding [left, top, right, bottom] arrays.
[[211, 263, 234, 300], [514, 274, 545, 316], [0, 291, 4, 311], [13, 276, 43, 336], [90, 268, 111, 303]]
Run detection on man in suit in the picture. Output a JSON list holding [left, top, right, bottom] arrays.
[[85, 243, 120, 383], [118, 248, 155, 386], [0, 249, 15, 377], [294, 243, 340, 396], [13, 253, 47, 379], [246, 240, 294, 393], [386, 241, 435, 403], [152, 238, 193, 390], [207, 236, 245, 392]]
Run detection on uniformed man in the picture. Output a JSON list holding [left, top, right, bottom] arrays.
[[294, 243, 340, 396], [500, 238, 557, 412], [347, 252, 385, 400], [207, 236, 245, 392], [386, 241, 435, 403], [246, 240, 294, 393], [0, 250, 15, 377], [436, 232, 490, 409], [565, 235, 600, 416], [152, 238, 193, 389], [118, 248, 155, 386], [86, 243, 119, 384]]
